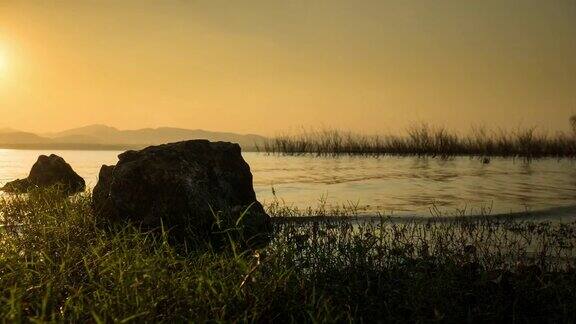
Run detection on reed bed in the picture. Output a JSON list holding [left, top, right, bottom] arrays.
[[258, 125, 576, 158], [0, 190, 575, 322]]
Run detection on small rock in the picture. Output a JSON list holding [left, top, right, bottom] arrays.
[[2, 154, 85, 194]]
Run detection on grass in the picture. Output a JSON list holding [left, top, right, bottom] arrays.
[[0, 189, 575, 322], [258, 124, 576, 158]]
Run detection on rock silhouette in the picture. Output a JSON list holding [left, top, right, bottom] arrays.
[[92, 140, 272, 247], [2, 154, 85, 194]]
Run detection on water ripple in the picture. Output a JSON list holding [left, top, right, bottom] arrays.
[[0, 150, 574, 217]]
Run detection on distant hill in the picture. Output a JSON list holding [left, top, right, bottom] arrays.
[[0, 127, 20, 134], [46, 124, 120, 140], [0, 125, 267, 150], [0, 131, 51, 145]]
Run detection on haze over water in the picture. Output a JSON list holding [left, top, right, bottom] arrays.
[[1, 149, 575, 217]]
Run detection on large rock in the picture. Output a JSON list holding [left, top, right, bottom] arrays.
[[2, 154, 85, 194], [92, 140, 272, 247]]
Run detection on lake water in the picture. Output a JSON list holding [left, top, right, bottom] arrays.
[[1, 149, 575, 218]]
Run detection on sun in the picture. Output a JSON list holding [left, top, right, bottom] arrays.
[[0, 45, 8, 75], [0, 50, 8, 72], [0, 51, 6, 73]]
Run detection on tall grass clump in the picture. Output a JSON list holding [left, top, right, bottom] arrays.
[[0, 189, 575, 322], [259, 124, 576, 158]]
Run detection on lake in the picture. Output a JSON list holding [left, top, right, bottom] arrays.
[[1, 149, 575, 218]]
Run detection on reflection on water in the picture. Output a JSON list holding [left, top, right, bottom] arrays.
[[0, 149, 575, 217]]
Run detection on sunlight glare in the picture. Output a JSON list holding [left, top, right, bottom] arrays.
[[0, 49, 6, 75]]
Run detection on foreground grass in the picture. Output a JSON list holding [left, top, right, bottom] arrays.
[[0, 191, 575, 322], [258, 125, 576, 158]]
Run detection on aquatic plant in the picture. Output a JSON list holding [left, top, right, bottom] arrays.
[[0, 189, 574, 322], [258, 124, 576, 158]]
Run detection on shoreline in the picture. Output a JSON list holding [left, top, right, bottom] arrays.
[[271, 203, 576, 224]]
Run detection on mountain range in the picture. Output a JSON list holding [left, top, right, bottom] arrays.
[[0, 125, 267, 150]]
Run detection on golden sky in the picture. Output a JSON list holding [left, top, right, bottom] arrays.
[[0, 0, 575, 135]]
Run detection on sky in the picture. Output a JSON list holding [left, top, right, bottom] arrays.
[[0, 0, 575, 135]]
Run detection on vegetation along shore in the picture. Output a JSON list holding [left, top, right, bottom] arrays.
[[259, 120, 576, 158], [0, 189, 574, 322]]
